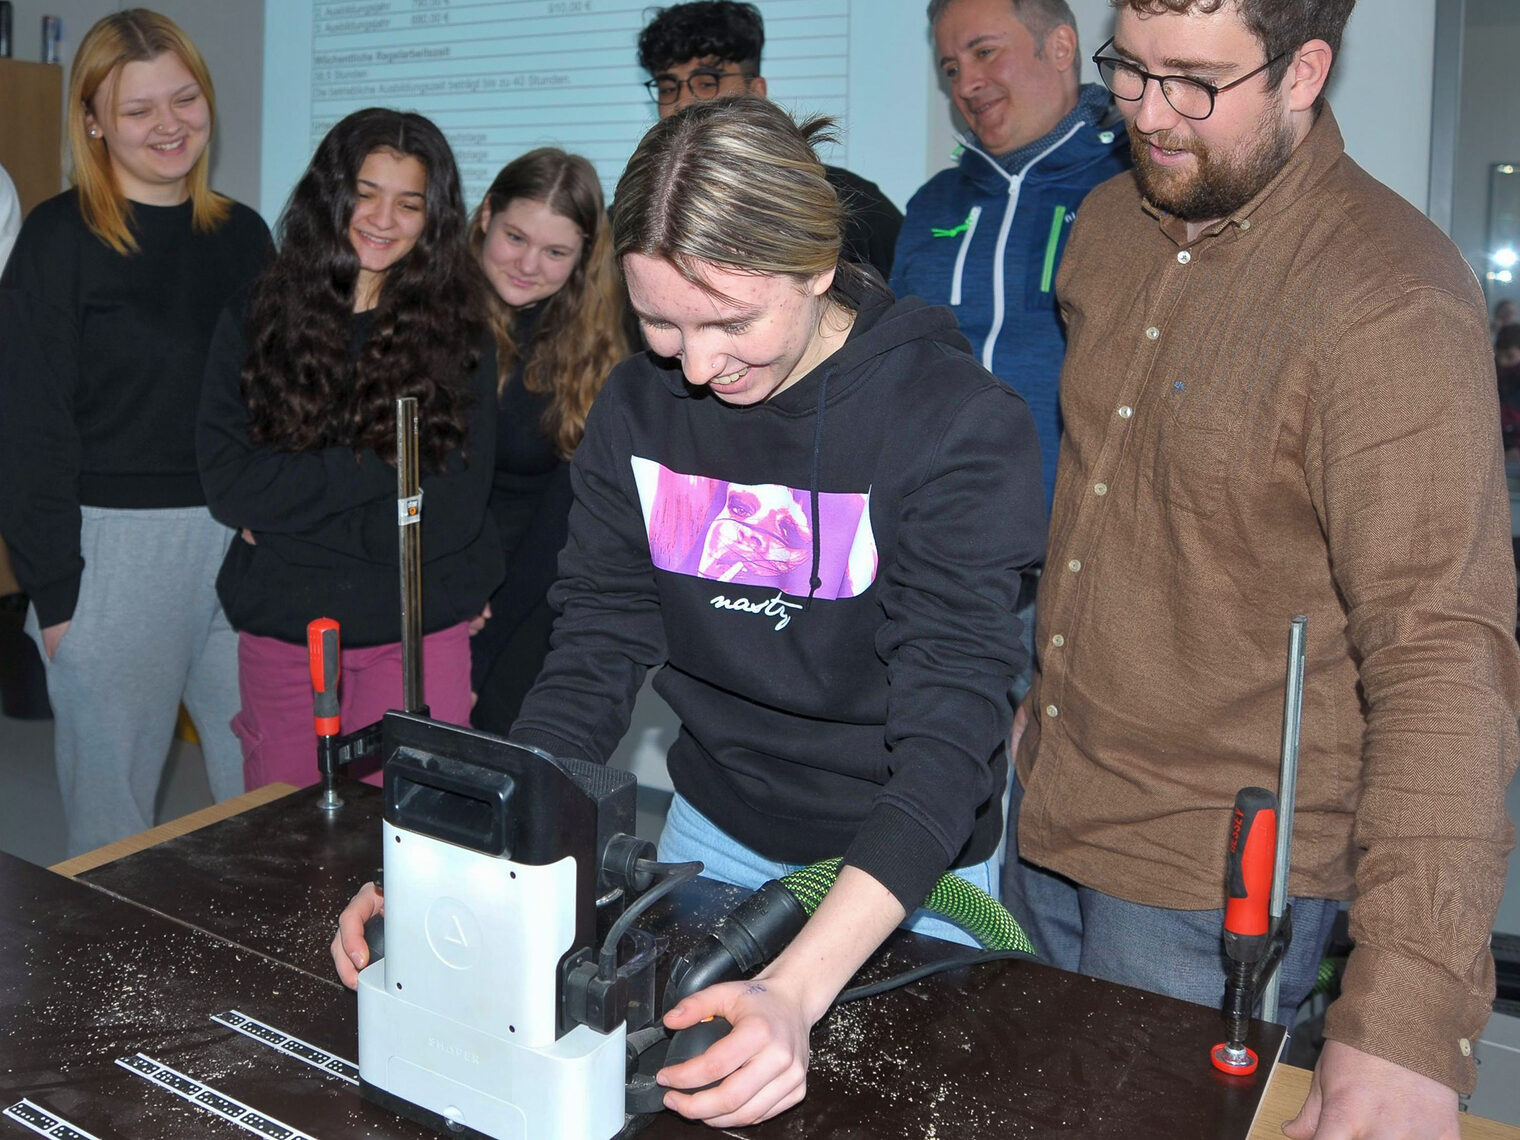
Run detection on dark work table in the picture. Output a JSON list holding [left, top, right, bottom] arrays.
[[23, 782, 1517, 1140], [22, 781, 1297, 1139], [0, 847, 442, 1139]]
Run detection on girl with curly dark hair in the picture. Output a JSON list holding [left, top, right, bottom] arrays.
[[466, 148, 629, 733], [198, 108, 502, 790]]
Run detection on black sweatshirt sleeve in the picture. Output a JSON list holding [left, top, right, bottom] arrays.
[[508, 378, 667, 763], [472, 459, 573, 686], [0, 214, 85, 627], [845, 378, 1046, 912], [490, 460, 573, 631], [197, 306, 400, 532]]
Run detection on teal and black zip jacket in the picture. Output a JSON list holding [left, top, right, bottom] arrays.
[[890, 85, 1129, 507]]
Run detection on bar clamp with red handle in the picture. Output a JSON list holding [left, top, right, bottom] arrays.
[[1211, 785, 1293, 1076], [307, 617, 384, 813]]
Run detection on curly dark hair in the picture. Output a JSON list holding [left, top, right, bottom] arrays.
[[1109, 0, 1355, 89], [241, 108, 484, 471], [637, 1, 764, 74]]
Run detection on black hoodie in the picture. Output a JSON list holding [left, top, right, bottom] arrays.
[[511, 282, 1045, 912]]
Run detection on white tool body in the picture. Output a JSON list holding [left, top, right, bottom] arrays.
[[339, 409, 644, 1140], [358, 825, 625, 1139], [355, 715, 640, 1140]]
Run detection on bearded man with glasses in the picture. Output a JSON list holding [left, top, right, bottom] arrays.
[[1006, 3, 1519, 1138], [636, 2, 903, 280]]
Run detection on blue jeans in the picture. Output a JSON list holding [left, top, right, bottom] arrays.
[[1001, 776, 1339, 1025], [657, 794, 1000, 948]]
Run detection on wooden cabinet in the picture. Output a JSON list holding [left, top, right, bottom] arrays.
[[0, 56, 64, 214], [0, 58, 62, 595]]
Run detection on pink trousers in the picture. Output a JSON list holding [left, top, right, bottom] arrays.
[[233, 622, 473, 790]]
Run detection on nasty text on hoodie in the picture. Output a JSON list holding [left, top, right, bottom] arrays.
[[511, 282, 1047, 915]]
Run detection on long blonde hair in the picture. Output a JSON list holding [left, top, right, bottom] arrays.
[[68, 8, 229, 254], [469, 149, 629, 458]]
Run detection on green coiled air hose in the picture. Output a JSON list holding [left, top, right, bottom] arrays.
[[779, 857, 1036, 956]]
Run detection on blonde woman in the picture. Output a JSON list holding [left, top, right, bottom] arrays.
[[0, 9, 269, 855], [336, 97, 1044, 1127], [467, 148, 629, 732]]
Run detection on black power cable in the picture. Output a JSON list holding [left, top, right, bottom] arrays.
[[838, 947, 1037, 1004]]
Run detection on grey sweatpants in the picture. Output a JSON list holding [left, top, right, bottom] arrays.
[[25, 506, 245, 856]]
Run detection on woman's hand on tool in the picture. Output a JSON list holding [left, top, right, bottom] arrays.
[[331, 881, 384, 989], [657, 865, 905, 1127], [1283, 1039, 1459, 1140], [658, 975, 814, 1126]]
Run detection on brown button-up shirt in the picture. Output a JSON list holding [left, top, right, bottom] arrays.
[[1019, 107, 1520, 1093]]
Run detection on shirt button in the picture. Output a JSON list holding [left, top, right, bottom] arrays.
[[1094, 483, 1108, 496], [1117, 405, 1133, 419], [1098, 130, 1115, 144], [1459, 1038, 1472, 1057], [1067, 558, 1082, 573], [1050, 634, 1065, 647], [1177, 250, 1192, 264], [1239, 219, 1252, 231], [1045, 704, 1059, 718], [1145, 326, 1160, 340]]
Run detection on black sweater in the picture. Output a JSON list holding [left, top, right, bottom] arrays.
[[470, 305, 573, 686], [0, 190, 272, 626], [825, 165, 903, 280], [197, 305, 503, 647], [511, 284, 1046, 912]]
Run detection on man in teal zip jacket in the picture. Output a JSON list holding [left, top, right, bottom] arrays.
[[891, 0, 1129, 508]]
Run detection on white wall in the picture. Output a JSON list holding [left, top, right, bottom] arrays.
[[260, 0, 934, 228], [1452, 0, 1520, 298], [924, 0, 1438, 213], [7, 0, 265, 211]]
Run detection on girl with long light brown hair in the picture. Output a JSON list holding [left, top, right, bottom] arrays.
[[466, 148, 629, 731]]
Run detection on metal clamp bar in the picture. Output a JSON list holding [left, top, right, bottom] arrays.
[[1261, 614, 1307, 1023], [396, 397, 423, 714]]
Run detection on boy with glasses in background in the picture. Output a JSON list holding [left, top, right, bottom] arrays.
[[636, 1, 903, 279]]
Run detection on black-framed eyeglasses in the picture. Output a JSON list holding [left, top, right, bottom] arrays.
[[644, 69, 752, 106], [1091, 37, 1290, 121]]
